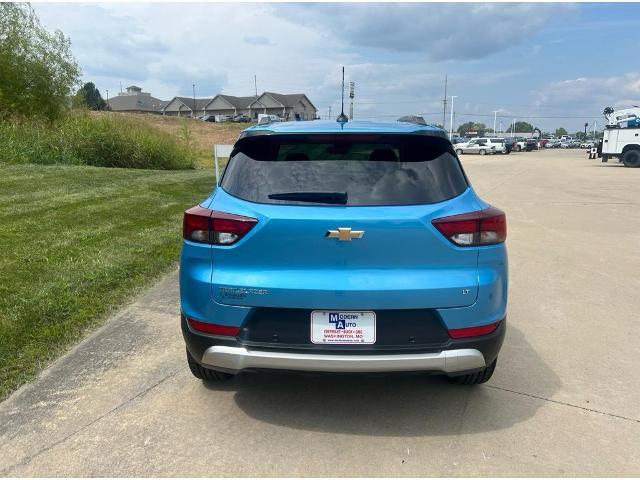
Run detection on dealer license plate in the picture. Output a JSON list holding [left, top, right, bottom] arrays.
[[310, 310, 376, 345]]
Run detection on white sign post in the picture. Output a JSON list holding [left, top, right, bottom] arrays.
[[213, 144, 233, 185]]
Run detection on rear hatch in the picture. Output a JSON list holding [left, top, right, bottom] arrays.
[[210, 133, 480, 310]]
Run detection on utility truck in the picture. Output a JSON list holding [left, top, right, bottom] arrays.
[[601, 106, 640, 167]]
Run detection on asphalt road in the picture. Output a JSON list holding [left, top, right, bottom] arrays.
[[1, 149, 639, 476]]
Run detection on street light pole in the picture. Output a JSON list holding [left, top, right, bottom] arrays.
[[492, 110, 499, 137], [192, 83, 196, 118], [449, 95, 457, 138]]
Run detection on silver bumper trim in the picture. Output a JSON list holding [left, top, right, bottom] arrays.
[[200, 346, 486, 374]]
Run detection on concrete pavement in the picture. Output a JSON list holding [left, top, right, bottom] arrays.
[[1, 149, 639, 476]]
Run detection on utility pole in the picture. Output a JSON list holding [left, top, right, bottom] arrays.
[[105, 89, 109, 110], [449, 95, 457, 138], [442, 75, 448, 128], [328, 106, 332, 120], [584, 122, 588, 139], [254, 75, 258, 97], [349, 81, 355, 120], [593, 121, 597, 138], [492, 110, 499, 137], [192, 83, 196, 118]]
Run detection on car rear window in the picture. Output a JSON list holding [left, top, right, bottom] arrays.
[[221, 134, 468, 206]]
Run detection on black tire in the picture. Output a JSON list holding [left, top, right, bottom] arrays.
[[622, 148, 640, 168], [479, 149, 486, 155], [186, 348, 234, 382], [455, 148, 463, 155], [516, 145, 522, 152], [450, 359, 497, 385]]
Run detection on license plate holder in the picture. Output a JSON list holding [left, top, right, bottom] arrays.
[[310, 310, 376, 344]]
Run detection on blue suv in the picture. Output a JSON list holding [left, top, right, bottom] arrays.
[[180, 120, 507, 385]]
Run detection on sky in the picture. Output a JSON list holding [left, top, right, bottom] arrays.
[[34, 2, 640, 133]]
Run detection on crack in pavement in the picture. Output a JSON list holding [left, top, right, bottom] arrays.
[[0, 368, 182, 476], [487, 384, 640, 424]]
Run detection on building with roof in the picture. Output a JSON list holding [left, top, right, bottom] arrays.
[[106, 85, 167, 114], [162, 91, 318, 121], [248, 92, 317, 121], [161, 97, 214, 117]]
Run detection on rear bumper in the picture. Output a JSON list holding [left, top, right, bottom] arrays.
[[182, 314, 506, 376], [201, 345, 486, 374]]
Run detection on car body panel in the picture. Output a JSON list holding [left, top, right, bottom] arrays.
[[204, 187, 481, 310]]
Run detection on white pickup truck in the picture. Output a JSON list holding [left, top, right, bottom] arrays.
[[601, 106, 640, 167]]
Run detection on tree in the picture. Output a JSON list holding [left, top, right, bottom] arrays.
[[73, 82, 107, 110], [575, 131, 587, 141], [555, 127, 568, 137], [507, 121, 534, 134], [458, 122, 487, 136], [0, 3, 80, 121]]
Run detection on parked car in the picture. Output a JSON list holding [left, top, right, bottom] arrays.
[[487, 138, 510, 154], [200, 114, 216, 122], [503, 138, 516, 154], [180, 120, 508, 385], [513, 138, 527, 152], [451, 136, 469, 145], [526, 139, 538, 151], [232, 114, 251, 123], [454, 138, 497, 155], [257, 114, 282, 125]]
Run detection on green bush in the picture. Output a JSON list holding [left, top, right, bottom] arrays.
[[0, 112, 196, 170]]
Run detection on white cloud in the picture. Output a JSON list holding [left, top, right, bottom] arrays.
[[278, 3, 572, 61], [534, 73, 640, 109]]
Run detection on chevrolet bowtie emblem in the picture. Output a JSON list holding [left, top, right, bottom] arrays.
[[326, 227, 365, 241]]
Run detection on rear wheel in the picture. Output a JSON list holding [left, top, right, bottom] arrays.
[[479, 149, 487, 155], [186, 348, 234, 382], [450, 359, 497, 385], [516, 145, 522, 152], [622, 148, 640, 168], [455, 148, 463, 155]]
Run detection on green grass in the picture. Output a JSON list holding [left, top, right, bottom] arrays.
[[0, 111, 196, 169], [0, 163, 215, 399]]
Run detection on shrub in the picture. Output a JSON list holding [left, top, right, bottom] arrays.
[[0, 111, 196, 170]]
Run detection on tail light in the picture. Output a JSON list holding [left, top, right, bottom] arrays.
[[448, 321, 500, 339], [183, 206, 257, 245], [432, 206, 506, 247], [187, 317, 240, 336]]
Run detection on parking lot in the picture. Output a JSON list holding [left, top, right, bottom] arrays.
[[0, 148, 638, 477]]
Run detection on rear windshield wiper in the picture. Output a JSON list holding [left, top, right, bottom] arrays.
[[267, 191, 348, 204]]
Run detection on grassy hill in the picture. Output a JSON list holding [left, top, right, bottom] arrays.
[[94, 112, 249, 168]]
